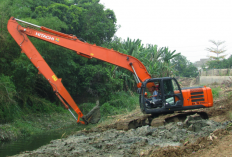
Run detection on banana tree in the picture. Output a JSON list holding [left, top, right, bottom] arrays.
[[140, 44, 163, 77], [160, 47, 180, 76]]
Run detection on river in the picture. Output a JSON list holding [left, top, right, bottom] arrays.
[[0, 124, 86, 157]]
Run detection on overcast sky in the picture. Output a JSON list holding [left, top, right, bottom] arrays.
[[99, 0, 232, 63]]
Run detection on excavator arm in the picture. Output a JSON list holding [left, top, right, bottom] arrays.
[[7, 17, 152, 124]]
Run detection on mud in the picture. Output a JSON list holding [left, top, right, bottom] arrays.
[[150, 128, 232, 157], [9, 81, 232, 157], [12, 113, 231, 157]]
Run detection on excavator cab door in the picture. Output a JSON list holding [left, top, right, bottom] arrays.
[[139, 77, 184, 114], [162, 78, 183, 108], [139, 78, 163, 113]]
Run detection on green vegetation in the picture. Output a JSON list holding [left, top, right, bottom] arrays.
[[79, 91, 138, 117], [0, 91, 138, 141], [0, 111, 75, 141], [0, 74, 21, 123], [205, 55, 232, 69], [171, 54, 198, 77], [0, 0, 198, 127], [204, 40, 232, 69], [211, 87, 221, 99], [100, 92, 139, 120], [229, 112, 232, 120]]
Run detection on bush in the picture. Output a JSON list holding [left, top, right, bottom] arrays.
[[0, 74, 66, 123], [0, 74, 20, 123], [100, 91, 139, 118], [23, 95, 65, 114]]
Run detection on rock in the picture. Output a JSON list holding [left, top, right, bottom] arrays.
[[151, 119, 165, 127], [184, 113, 202, 127], [172, 135, 178, 142], [177, 122, 183, 128], [188, 124, 194, 131], [165, 132, 173, 139]]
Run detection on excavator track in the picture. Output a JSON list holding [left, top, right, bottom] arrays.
[[82, 111, 209, 132]]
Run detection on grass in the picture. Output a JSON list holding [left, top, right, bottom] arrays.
[[99, 91, 139, 121], [211, 87, 221, 99], [78, 91, 139, 123]]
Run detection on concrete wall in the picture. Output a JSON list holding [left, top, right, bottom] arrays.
[[200, 69, 232, 76], [199, 76, 232, 85]]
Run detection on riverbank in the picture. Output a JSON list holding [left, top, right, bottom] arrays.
[[2, 80, 232, 156], [0, 92, 139, 143], [0, 111, 94, 143], [6, 82, 232, 157]]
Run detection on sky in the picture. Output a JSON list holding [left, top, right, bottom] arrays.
[[99, 0, 232, 63]]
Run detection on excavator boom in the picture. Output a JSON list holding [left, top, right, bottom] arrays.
[[8, 18, 151, 82], [7, 17, 152, 124]]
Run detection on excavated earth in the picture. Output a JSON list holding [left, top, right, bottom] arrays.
[[12, 114, 232, 157], [11, 79, 232, 157]]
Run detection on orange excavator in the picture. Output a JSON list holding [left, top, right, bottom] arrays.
[[7, 17, 213, 124]]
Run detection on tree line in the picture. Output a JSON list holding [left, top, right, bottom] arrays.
[[0, 0, 197, 123]]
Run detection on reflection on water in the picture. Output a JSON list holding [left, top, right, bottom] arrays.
[[0, 132, 62, 157], [0, 124, 85, 157]]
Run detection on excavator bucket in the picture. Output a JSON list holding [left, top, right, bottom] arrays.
[[82, 100, 101, 124]]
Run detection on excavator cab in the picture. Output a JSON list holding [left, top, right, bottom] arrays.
[[139, 77, 184, 115]]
